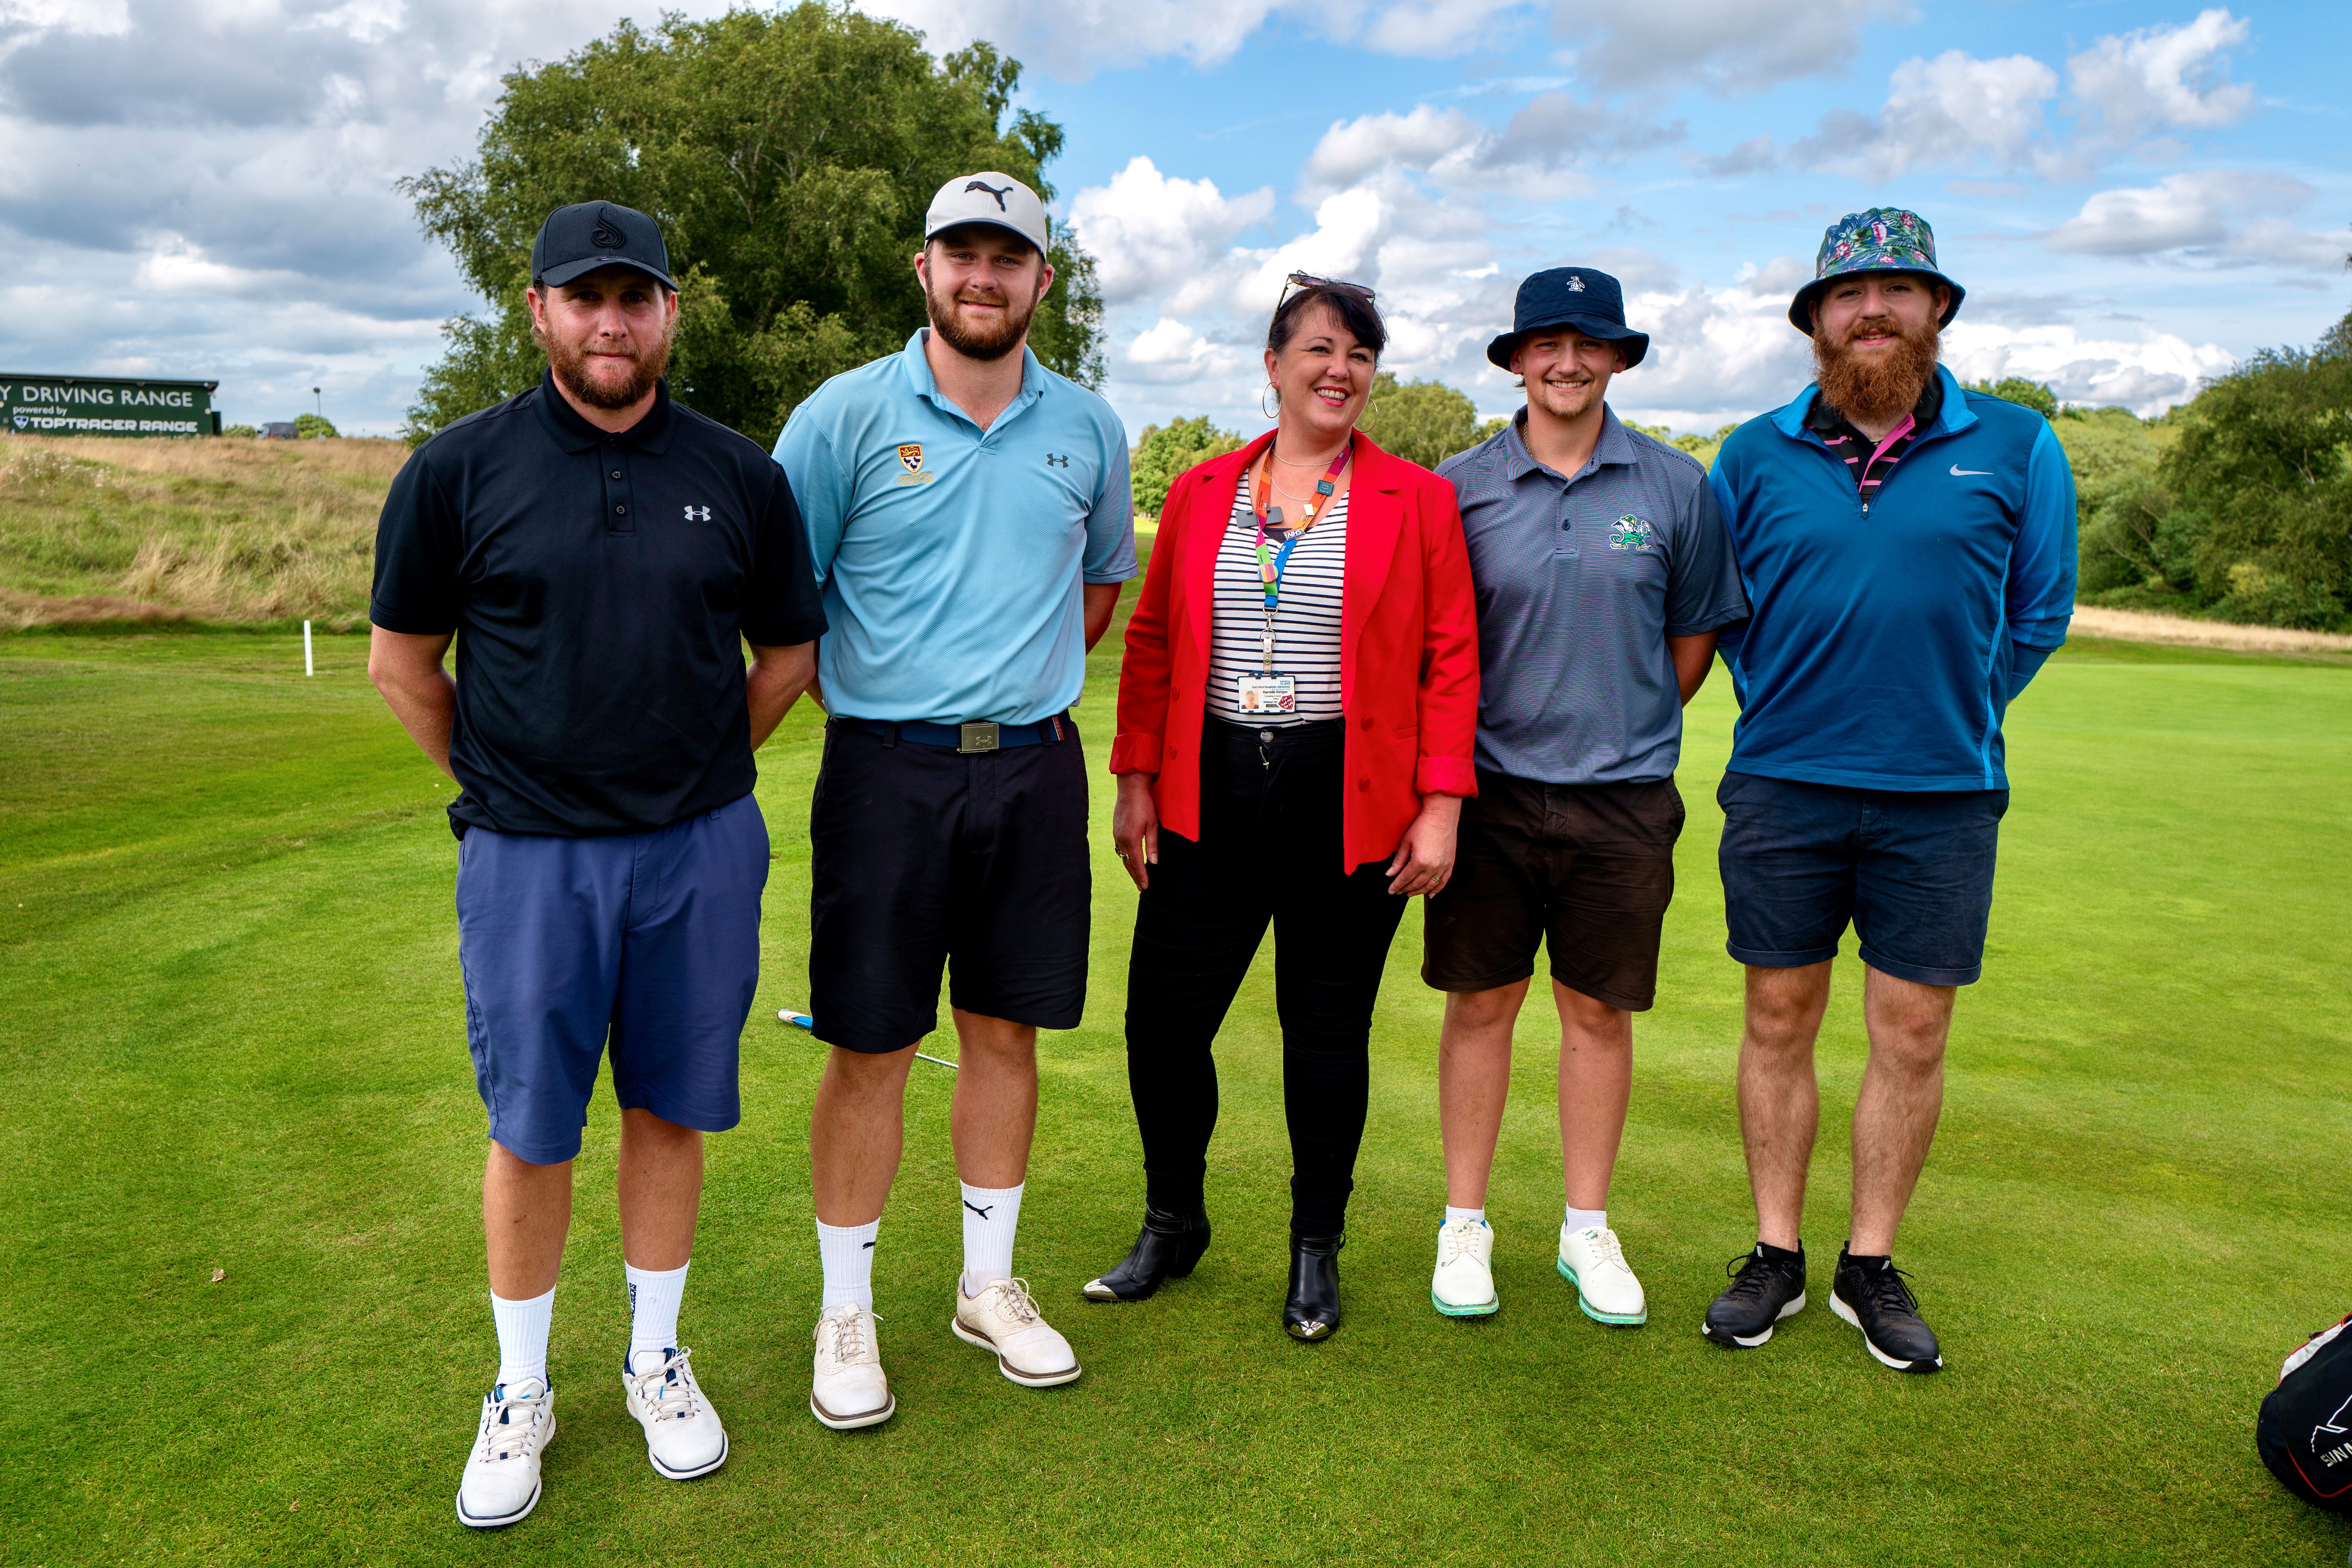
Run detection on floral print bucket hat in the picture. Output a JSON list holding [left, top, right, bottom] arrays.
[[1787, 207, 1965, 335]]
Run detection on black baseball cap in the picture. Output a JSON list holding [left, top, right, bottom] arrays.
[[530, 201, 677, 290]]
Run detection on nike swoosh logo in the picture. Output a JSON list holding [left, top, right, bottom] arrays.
[[1950, 464, 1994, 476]]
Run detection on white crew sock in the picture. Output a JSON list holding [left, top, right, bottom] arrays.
[[1445, 1205, 1486, 1227], [817, 1219, 879, 1312], [625, 1260, 690, 1365], [1564, 1205, 1608, 1234], [959, 1181, 1024, 1296], [490, 1285, 555, 1389]]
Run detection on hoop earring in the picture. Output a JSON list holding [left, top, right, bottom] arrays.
[[1261, 382, 1280, 420]]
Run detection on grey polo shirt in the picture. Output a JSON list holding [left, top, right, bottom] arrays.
[[1436, 406, 1749, 786]]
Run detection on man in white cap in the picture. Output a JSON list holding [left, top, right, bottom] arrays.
[[773, 171, 1135, 1427]]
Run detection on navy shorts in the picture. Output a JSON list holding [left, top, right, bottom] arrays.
[[1717, 771, 2007, 987], [808, 718, 1090, 1053], [454, 792, 769, 1165]]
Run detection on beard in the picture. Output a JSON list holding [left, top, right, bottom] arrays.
[[543, 323, 672, 411], [1813, 314, 1940, 426], [925, 271, 1041, 361]]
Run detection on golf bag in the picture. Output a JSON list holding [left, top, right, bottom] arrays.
[[2259, 1310, 2352, 1514]]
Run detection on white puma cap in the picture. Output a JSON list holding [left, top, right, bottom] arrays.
[[924, 171, 1049, 255]]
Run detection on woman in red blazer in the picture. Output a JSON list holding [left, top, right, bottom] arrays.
[[1082, 278, 1479, 1342]]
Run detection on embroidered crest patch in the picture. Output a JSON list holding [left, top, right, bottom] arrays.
[[1609, 515, 1654, 551], [897, 443, 924, 474]]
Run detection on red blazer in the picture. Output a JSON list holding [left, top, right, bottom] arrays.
[[1109, 429, 1480, 871]]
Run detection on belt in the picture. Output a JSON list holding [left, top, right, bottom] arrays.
[[836, 714, 1069, 753]]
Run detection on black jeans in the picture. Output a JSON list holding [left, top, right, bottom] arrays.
[[1123, 718, 1410, 1237]]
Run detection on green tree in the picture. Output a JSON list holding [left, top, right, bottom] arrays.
[[1357, 374, 1497, 468], [399, 6, 1102, 446], [2053, 408, 2188, 601], [1963, 376, 2059, 418], [293, 413, 340, 439], [2160, 309, 2352, 628], [220, 424, 257, 438], [1131, 416, 1243, 519]]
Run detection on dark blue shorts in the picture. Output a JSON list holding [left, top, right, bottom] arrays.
[[1716, 771, 2007, 987], [454, 792, 768, 1165]]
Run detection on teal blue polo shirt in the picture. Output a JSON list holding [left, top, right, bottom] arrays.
[[773, 330, 1137, 725]]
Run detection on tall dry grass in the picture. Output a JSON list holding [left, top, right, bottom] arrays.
[[0, 435, 410, 630]]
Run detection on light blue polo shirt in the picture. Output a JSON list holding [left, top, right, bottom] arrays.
[[773, 330, 1136, 725]]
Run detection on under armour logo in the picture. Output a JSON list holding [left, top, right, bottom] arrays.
[[964, 180, 1013, 212], [1566, 274, 1586, 291], [963, 1200, 995, 1220], [1045, 453, 1070, 468], [592, 215, 628, 250], [684, 505, 711, 521]]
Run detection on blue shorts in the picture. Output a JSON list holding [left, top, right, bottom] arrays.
[[454, 792, 769, 1165], [1716, 771, 2007, 987]]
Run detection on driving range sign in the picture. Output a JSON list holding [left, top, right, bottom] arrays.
[[1, 374, 220, 437]]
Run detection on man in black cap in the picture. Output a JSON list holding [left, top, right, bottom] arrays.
[[369, 199, 828, 1526], [1424, 267, 1748, 1327]]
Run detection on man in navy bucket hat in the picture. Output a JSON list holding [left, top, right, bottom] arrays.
[[1699, 209, 2074, 1374], [1486, 267, 1650, 372], [1424, 267, 1748, 1328]]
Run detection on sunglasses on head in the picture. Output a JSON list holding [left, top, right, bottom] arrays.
[[1276, 271, 1376, 314]]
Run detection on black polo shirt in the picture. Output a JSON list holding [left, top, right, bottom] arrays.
[[370, 374, 827, 838]]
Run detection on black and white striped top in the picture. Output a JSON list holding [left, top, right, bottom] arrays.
[[1205, 473, 1348, 726]]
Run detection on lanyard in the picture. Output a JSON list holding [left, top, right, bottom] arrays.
[[1250, 442, 1350, 672]]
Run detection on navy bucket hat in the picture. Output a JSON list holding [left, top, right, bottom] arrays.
[[1486, 267, 1649, 371]]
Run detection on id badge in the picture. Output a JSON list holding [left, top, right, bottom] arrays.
[[1235, 673, 1297, 714]]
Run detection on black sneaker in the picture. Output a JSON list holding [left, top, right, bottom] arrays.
[[1830, 1248, 1943, 1373], [1701, 1242, 1807, 1348]]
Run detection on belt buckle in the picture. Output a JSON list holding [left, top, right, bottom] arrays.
[[957, 721, 1001, 753]]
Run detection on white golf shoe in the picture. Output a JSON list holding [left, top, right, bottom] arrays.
[[621, 1347, 729, 1479], [1430, 1217, 1499, 1317], [455, 1377, 555, 1529], [1558, 1224, 1648, 1326], [952, 1278, 1081, 1387], [810, 1303, 896, 1430]]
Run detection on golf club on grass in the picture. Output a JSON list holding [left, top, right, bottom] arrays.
[[778, 1008, 958, 1070]]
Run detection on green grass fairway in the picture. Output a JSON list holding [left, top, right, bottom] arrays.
[[4, 607, 2349, 1566]]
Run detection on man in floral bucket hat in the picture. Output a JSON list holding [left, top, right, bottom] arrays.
[[1698, 209, 2075, 1373]]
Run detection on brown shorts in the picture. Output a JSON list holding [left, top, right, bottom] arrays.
[[1422, 770, 1685, 1011]]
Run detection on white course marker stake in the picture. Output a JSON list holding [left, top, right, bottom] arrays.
[[303, 620, 314, 677]]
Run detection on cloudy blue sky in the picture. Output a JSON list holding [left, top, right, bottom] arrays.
[[0, 0, 2340, 437]]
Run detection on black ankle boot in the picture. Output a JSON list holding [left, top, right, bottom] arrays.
[[1081, 1205, 1211, 1301], [1283, 1232, 1344, 1342]]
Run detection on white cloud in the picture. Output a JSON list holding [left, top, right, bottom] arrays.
[[1944, 319, 2235, 416], [1870, 51, 2057, 176], [2043, 171, 2314, 257], [1301, 92, 1665, 201], [866, 0, 1903, 87], [2068, 7, 2254, 139], [1066, 156, 1275, 307], [1703, 48, 2058, 179], [1119, 316, 1251, 385], [0, 0, 730, 434], [0, 0, 129, 32], [1361, 0, 1526, 55], [1305, 105, 1482, 190], [1603, 275, 1816, 423], [1558, 0, 1913, 94]]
